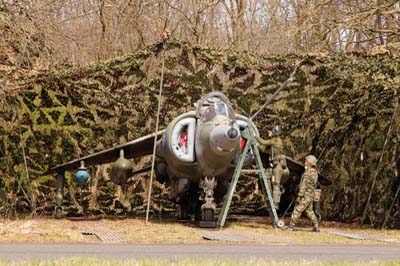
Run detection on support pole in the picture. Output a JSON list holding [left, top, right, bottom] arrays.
[[362, 90, 398, 224], [55, 171, 65, 219], [145, 42, 166, 225], [382, 180, 400, 229], [20, 129, 34, 214]]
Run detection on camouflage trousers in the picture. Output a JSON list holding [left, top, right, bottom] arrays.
[[270, 157, 289, 205], [289, 196, 318, 227]]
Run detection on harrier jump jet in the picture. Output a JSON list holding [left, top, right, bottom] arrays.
[[45, 91, 330, 225]]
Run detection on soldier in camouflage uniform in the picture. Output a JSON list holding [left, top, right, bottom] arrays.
[[286, 154, 320, 232], [256, 125, 289, 208]]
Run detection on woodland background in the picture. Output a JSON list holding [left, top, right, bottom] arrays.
[[0, 0, 399, 228]]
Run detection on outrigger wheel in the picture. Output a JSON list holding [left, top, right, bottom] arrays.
[[55, 206, 63, 219], [178, 202, 191, 223]]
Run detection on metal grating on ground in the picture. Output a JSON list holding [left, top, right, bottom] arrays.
[[201, 231, 248, 242], [81, 229, 129, 243], [200, 231, 294, 243], [326, 229, 368, 240], [327, 229, 400, 243]]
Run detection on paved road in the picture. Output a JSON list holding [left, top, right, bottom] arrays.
[[1, 243, 400, 261]]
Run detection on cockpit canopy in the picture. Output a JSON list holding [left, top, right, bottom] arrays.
[[196, 92, 235, 122]]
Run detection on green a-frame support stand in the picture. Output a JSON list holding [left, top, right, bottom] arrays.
[[217, 127, 282, 228]]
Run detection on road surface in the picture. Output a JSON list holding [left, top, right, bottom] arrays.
[[0, 243, 400, 261]]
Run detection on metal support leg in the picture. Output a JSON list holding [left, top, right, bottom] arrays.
[[55, 172, 65, 219], [217, 127, 282, 228], [253, 145, 281, 227], [217, 137, 252, 228]]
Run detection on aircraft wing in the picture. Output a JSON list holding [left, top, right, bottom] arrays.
[[131, 165, 152, 176], [45, 130, 164, 175], [285, 156, 305, 177], [259, 151, 332, 186]]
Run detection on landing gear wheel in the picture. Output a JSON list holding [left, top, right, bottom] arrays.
[[199, 208, 216, 228], [277, 219, 285, 228], [203, 208, 214, 221], [55, 207, 62, 219]]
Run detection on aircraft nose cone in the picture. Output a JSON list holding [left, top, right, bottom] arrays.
[[209, 125, 240, 155], [227, 127, 239, 139]]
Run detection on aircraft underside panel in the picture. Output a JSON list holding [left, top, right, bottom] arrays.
[[170, 117, 196, 162]]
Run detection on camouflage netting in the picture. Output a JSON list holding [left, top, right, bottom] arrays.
[[1, 9, 400, 226]]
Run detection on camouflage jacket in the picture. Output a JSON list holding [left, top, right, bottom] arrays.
[[255, 136, 284, 161], [298, 166, 318, 199]]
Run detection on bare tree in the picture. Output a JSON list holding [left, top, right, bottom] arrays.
[[6, 0, 398, 64]]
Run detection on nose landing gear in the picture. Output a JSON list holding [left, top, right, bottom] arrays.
[[198, 177, 217, 228]]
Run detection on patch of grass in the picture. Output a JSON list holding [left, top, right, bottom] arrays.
[[0, 219, 87, 242], [1, 218, 400, 245], [0, 258, 400, 266], [223, 221, 381, 244]]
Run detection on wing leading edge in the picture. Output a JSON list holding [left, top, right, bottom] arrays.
[[45, 130, 164, 175], [285, 156, 332, 186], [259, 151, 332, 186]]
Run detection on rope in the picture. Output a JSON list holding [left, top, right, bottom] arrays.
[[0, 141, 31, 207], [145, 41, 166, 225]]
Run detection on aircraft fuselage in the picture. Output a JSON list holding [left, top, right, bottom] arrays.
[[155, 92, 255, 205]]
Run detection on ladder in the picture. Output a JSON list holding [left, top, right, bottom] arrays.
[[217, 127, 281, 228]]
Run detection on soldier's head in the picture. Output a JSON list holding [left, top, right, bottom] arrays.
[[305, 154, 317, 167], [268, 124, 279, 137]]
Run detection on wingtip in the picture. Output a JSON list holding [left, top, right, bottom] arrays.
[[42, 167, 64, 177]]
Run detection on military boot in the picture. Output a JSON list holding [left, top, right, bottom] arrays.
[[312, 226, 320, 232], [285, 226, 295, 232]]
